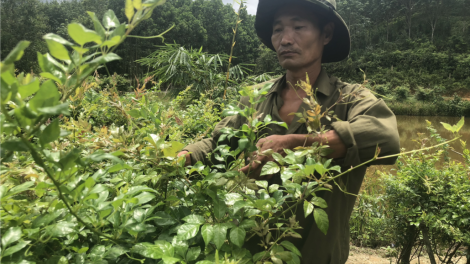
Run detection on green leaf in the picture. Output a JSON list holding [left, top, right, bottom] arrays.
[[43, 33, 73, 46], [163, 141, 185, 157], [213, 224, 228, 249], [238, 138, 249, 150], [110, 24, 126, 39], [275, 251, 293, 261], [68, 23, 102, 46], [253, 251, 268, 262], [0, 185, 8, 199], [260, 161, 280, 176], [2, 227, 22, 248], [162, 256, 180, 264], [311, 196, 327, 208], [232, 200, 249, 214], [286, 252, 301, 264], [271, 153, 285, 165], [229, 227, 246, 247], [269, 184, 280, 193], [125, 0, 135, 22], [18, 79, 40, 98], [441, 122, 455, 133], [102, 10, 120, 29], [280, 241, 301, 257], [38, 103, 70, 115], [314, 208, 329, 235], [3, 181, 35, 199], [86, 11, 106, 38], [29, 80, 60, 111], [101, 36, 122, 48], [37, 53, 65, 84], [255, 180, 268, 189], [186, 247, 201, 262], [45, 222, 76, 237], [239, 219, 256, 229], [134, 0, 142, 8], [213, 193, 227, 220], [177, 224, 200, 240], [1, 140, 28, 152], [40, 119, 60, 145], [132, 242, 164, 259], [3, 240, 30, 257], [454, 117, 465, 132], [88, 53, 122, 64], [182, 214, 205, 225], [108, 163, 133, 173], [201, 224, 214, 246], [45, 39, 70, 62], [303, 201, 314, 218], [3, 41, 30, 64]]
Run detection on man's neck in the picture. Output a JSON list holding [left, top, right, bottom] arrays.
[[285, 63, 322, 93]]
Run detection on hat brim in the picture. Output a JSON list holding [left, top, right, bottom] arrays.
[[255, 0, 350, 63]]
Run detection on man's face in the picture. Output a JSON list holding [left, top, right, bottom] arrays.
[[271, 5, 332, 71]]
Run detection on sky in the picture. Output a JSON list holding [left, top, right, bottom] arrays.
[[39, 0, 260, 14], [222, 0, 258, 15]]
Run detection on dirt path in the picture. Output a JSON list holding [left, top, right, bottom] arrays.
[[346, 245, 468, 264]]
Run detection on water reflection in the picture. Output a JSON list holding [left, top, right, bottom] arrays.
[[396, 116, 470, 162], [366, 116, 469, 179]]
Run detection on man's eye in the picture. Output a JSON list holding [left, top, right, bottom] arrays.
[[273, 28, 282, 33], [295, 26, 305, 30]]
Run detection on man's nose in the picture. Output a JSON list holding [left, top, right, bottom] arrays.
[[280, 28, 294, 47]]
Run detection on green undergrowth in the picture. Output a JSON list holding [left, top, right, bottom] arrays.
[[350, 123, 470, 262]]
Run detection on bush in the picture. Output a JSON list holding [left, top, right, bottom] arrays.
[[99, 73, 132, 93], [394, 85, 410, 100], [415, 87, 436, 102], [383, 122, 470, 263], [374, 84, 392, 97]]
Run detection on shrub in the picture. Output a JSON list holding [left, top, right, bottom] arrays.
[[99, 73, 132, 93], [394, 85, 410, 100], [383, 121, 470, 263], [374, 84, 391, 97], [415, 87, 436, 102]]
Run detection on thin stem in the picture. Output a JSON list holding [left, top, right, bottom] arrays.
[[224, 1, 244, 99]]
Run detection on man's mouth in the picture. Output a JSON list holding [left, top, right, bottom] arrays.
[[280, 51, 298, 56]]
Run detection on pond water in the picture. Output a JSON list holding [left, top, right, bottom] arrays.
[[364, 116, 470, 182], [395, 115, 470, 162]]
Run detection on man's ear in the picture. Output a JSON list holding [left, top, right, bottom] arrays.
[[323, 22, 335, 46]]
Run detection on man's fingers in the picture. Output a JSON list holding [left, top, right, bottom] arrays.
[[240, 160, 260, 173]]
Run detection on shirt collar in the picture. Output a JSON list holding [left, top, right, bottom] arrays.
[[267, 68, 333, 97]]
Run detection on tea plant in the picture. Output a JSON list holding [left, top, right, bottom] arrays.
[[1, 1, 467, 263], [384, 120, 470, 264]]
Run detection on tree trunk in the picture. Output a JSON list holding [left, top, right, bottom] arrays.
[[431, 25, 435, 43], [421, 224, 437, 264], [398, 225, 418, 264], [386, 20, 390, 42]]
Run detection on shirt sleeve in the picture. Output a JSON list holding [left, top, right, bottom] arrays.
[[331, 86, 400, 167], [183, 96, 249, 165]]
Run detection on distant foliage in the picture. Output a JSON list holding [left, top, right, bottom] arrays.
[[137, 44, 252, 95]]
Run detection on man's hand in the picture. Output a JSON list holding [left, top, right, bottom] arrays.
[[240, 135, 298, 180], [240, 131, 346, 180], [177, 151, 192, 167]]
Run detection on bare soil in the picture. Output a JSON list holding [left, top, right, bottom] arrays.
[[346, 245, 468, 264]]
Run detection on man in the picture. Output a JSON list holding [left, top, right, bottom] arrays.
[[178, 0, 400, 263]]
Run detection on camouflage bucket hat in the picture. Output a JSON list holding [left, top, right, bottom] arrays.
[[255, 0, 350, 63]]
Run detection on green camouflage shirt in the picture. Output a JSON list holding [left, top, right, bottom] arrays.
[[184, 68, 400, 264]]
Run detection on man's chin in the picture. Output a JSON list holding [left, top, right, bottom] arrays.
[[279, 61, 303, 71]]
